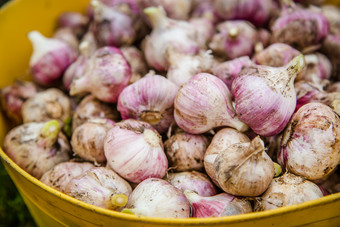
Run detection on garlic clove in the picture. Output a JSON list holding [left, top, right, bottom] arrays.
[[28, 31, 77, 86], [174, 73, 248, 134], [232, 54, 306, 136], [214, 136, 275, 197], [184, 190, 252, 218], [278, 103, 340, 181]]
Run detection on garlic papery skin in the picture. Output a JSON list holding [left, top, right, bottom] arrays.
[[204, 128, 250, 187], [22, 88, 71, 126], [142, 6, 200, 71], [120, 46, 148, 84], [164, 171, 217, 196], [65, 167, 132, 210], [0, 80, 38, 124], [166, 49, 217, 87], [117, 74, 178, 133], [271, 8, 330, 51], [174, 73, 248, 134], [254, 172, 324, 211], [214, 0, 277, 27], [252, 43, 301, 67], [184, 190, 252, 218], [40, 161, 95, 193], [278, 103, 340, 181], [123, 178, 190, 218], [209, 20, 258, 59], [231, 54, 306, 137], [63, 54, 88, 91], [72, 95, 120, 130], [214, 136, 275, 197], [164, 132, 209, 172], [104, 119, 168, 183], [71, 118, 115, 163], [70, 46, 131, 103], [3, 121, 71, 179], [28, 31, 77, 86], [212, 56, 253, 90]]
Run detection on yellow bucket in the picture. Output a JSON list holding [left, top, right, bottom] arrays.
[[0, 0, 340, 226]]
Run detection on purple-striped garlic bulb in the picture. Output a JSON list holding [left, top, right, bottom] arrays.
[[184, 190, 252, 218], [191, 0, 218, 24], [71, 118, 115, 163], [3, 120, 71, 179], [209, 20, 258, 59], [166, 49, 217, 86], [278, 103, 340, 182], [40, 161, 95, 193], [232, 54, 306, 136], [0, 80, 38, 124], [123, 178, 190, 218], [142, 6, 202, 71], [189, 17, 214, 48], [296, 52, 332, 85], [57, 12, 89, 38], [252, 43, 301, 67], [164, 171, 217, 196], [72, 95, 120, 130], [104, 119, 168, 183], [117, 74, 178, 133], [214, 136, 275, 197], [22, 88, 71, 126], [214, 0, 277, 27], [138, 0, 193, 20], [294, 81, 340, 111], [164, 132, 209, 172], [254, 172, 324, 211], [27, 31, 77, 86], [321, 34, 340, 80], [90, 0, 142, 47], [70, 46, 131, 103], [271, 7, 330, 52], [204, 128, 250, 187], [65, 167, 132, 210], [174, 73, 248, 134], [120, 46, 148, 84], [212, 56, 253, 90]]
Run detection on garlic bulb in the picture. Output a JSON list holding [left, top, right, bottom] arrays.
[[120, 46, 148, 84], [22, 88, 71, 126], [72, 95, 120, 130], [278, 103, 340, 181], [174, 73, 248, 134], [204, 128, 250, 187], [214, 136, 275, 197], [57, 12, 89, 38], [184, 190, 252, 218], [52, 28, 79, 51], [212, 56, 253, 90], [166, 49, 217, 87], [321, 5, 340, 35], [123, 178, 190, 218], [164, 171, 217, 196], [70, 46, 131, 103], [254, 172, 324, 211], [209, 20, 258, 59], [271, 7, 330, 51], [0, 80, 38, 124], [65, 167, 132, 210], [232, 54, 306, 136], [71, 118, 115, 163], [63, 54, 88, 91], [321, 34, 340, 80], [27, 31, 77, 86], [117, 74, 178, 133], [252, 43, 301, 67], [3, 120, 71, 179], [40, 161, 95, 193], [164, 132, 209, 172], [104, 119, 168, 183], [142, 6, 201, 71]]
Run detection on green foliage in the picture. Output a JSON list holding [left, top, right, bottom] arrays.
[[0, 161, 36, 227]]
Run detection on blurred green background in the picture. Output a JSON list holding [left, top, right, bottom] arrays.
[[0, 2, 36, 227]]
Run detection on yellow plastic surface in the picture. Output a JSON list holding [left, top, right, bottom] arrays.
[[0, 0, 340, 226]]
